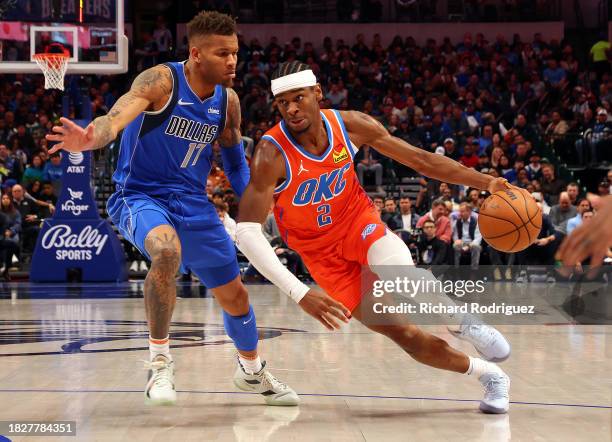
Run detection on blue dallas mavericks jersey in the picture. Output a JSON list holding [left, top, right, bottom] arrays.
[[113, 61, 227, 196]]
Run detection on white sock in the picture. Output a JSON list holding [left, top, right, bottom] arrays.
[[239, 354, 262, 374], [465, 357, 503, 378], [149, 335, 171, 362]]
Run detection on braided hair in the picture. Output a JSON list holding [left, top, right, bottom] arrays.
[[271, 61, 311, 81]]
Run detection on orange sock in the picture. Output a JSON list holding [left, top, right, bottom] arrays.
[[149, 335, 171, 362]]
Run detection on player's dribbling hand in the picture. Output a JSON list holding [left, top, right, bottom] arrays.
[[298, 289, 352, 330], [46, 117, 96, 153], [486, 177, 512, 194]]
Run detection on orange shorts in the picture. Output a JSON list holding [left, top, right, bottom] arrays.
[[297, 207, 387, 312]]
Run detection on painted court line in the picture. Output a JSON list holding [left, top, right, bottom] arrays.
[[0, 388, 609, 410]]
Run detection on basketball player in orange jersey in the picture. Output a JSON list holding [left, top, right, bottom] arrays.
[[236, 62, 515, 414]]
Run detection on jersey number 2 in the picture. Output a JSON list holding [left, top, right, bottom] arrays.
[[317, 204, 332, 227], [180, 143, 207, 168]]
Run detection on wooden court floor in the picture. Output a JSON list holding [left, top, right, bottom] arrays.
[[0, 283, 610, 441]]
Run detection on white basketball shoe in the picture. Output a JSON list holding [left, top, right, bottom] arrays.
[[449, 318, 511, 362], [233, 360, 300, 406], [479, 371, 511, 414], [144, 355, 177, 406]]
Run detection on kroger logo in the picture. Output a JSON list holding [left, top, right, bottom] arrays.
[[61, 200, 90, 216], [67, 188, 83, 200], [68, 152, 84, 165]]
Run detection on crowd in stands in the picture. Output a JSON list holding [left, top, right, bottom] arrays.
[[183, 0, 561, 23], [1, 26, 611, 280]]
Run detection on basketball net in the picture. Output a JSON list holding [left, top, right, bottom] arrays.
[[33, 53, 69, 91]]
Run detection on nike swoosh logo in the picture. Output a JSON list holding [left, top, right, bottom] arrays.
[[243, 316, 253, 325], [178, 98, 194, 105]]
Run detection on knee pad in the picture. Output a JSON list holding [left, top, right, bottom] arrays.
[[223, 305, 258, 351]]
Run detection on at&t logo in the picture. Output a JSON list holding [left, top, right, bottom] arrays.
[[67, 152, 85, 173]]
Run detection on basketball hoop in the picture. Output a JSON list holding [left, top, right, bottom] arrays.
[[33, 52, 69, 91]]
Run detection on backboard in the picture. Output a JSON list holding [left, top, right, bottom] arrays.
[[0, 0, 127, 74]]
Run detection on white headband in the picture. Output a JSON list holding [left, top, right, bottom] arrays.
[[271, 69, 317, 96]]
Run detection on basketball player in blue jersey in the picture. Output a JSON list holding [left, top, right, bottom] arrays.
[[46, 11, 298, 407]]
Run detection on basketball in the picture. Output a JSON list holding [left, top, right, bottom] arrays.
[[478, 187, 542, 253]]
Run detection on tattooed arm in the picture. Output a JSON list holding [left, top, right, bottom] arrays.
[[218, 88, 250, 196], [46, 65, 173, 153]]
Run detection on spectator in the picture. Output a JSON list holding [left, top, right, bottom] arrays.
[[392, 195, 420, 232], [416, 198, 452, 243], [542, 59, 566, 87], [466, 188, 480, 209], [11, 184, 40, 255], [516, 205, 558, 269], [459, 140, 480, 168], [244, 64, 268, 91], [205, 179, 214, 200], [417, 219, 448, 266], [490, 147, 504, 169], [452, 202, 481, 269], [0, 143, 23, 182], [566, 182, 580, 206], [512, 114, 537, 144], [597, 180, 610, 197], [153, 16, 173, 63], [548, 191, 577, 232], [8, 125, 35, 157], [566, 198, 592, 236], [43, 153, 63, 184], [28, 180, 42, 200], [0, 192, 21, 277], [525, 152, 543, 180], [326, 83, 347, 107], [37, 182, 57, 218], [446, 105, 471, 146], [442, 138, 461, 161], [414, 116, 442, 151], [215, 201, 236, 240], [540, 163, 566, 205], [589, 35, 611, 80], [544, 111, 569, 143], [134, 30, 159, 71], [21, 154, 45, 187], [381, 197, 399, 230], [478, 125, 494, 155], [355, 145, 384, 193], [576, 109, 611, 165]]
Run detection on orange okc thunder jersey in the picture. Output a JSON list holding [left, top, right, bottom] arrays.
[[263, 109, 374, 252]]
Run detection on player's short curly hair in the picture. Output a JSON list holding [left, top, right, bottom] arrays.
[[186, 10, 237, 42]]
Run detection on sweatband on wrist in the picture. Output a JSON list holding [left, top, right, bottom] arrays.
[[221, 142, 250, 197], [235, 222, 309, 303]]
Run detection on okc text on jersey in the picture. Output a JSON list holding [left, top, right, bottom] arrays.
[[292, 163, 351, 206]]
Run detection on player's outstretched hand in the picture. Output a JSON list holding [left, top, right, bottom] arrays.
[[46, 117, 96, 153], [298, 289, 351, 330], [558, 195, 612, 266]]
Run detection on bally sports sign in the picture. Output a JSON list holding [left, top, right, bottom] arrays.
[[41, 224, 109, 260], [30, 149, 127, 282]]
